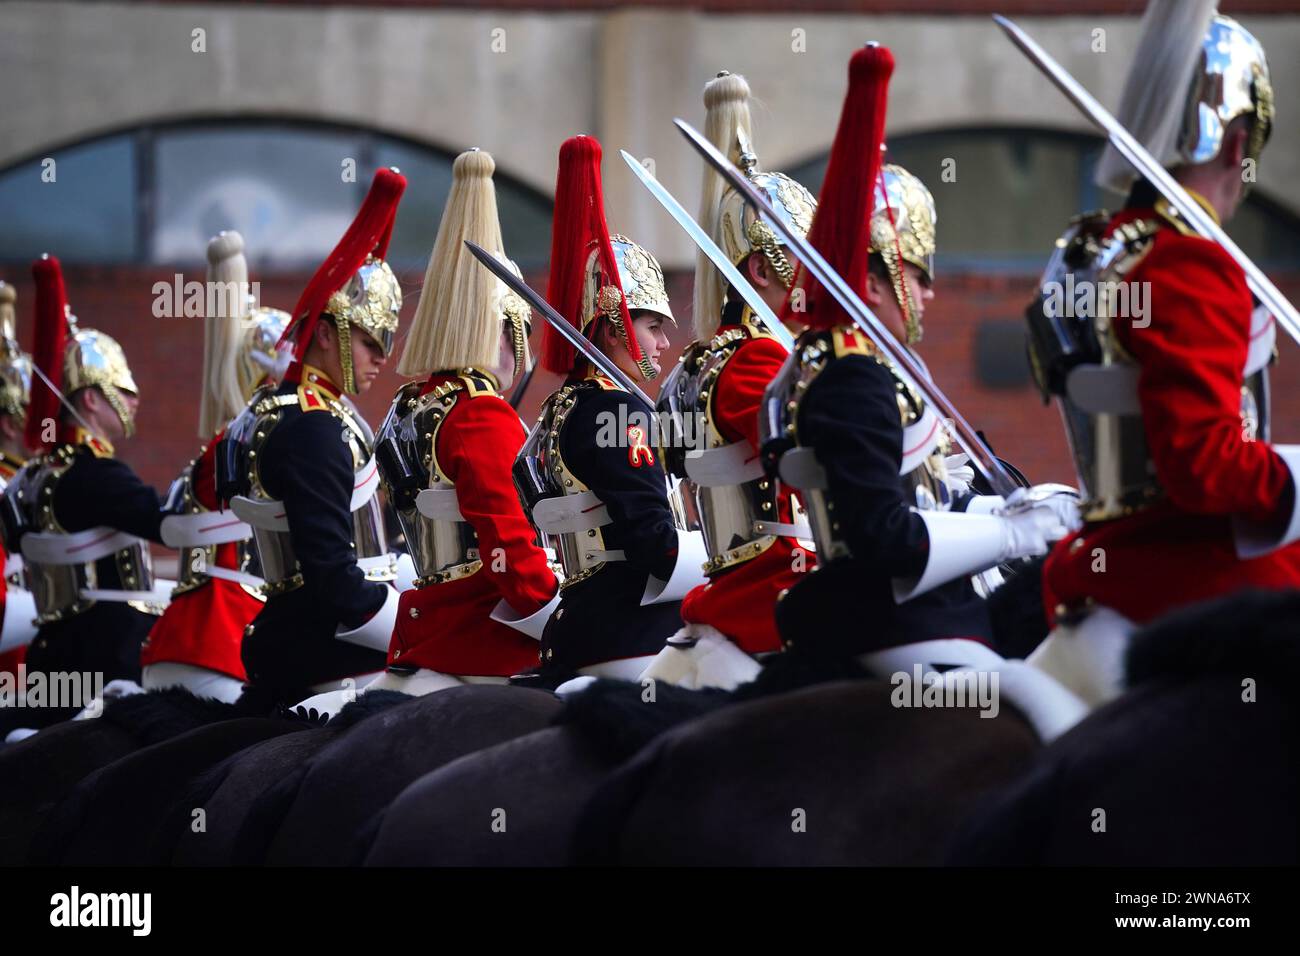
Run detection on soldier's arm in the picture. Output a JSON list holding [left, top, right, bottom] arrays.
[[441, 395, 558, 615], [55, 456, 165, 543], [1119, 234, 1290, 523], [564, 390, 679, 581], [713, 335, 789, 450], [799, 355, 930, 577], [263, 413, 387, 629]]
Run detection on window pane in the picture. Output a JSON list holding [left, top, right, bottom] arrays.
[[0, 136, 137, 263], [152, 126, 366, 267]]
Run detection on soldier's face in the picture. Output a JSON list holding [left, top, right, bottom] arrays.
[[865, 262, 933, 344], [350, 328, 388, 393], [745, 252, 796, 320], [629, 311, 670, 376]]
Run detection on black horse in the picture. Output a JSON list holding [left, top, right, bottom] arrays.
[[948, 589, 1300, 865]]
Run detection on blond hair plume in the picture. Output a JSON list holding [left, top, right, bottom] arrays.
[[1095, 0, 1218, 194], [398, 148, 512, 378], [200, 230, 250, 438], [694, 71, 755, 342]]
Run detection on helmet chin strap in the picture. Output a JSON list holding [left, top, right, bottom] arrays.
[[101, 383, 135, 438]]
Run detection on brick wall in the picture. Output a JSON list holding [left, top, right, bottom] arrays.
[[5, 263, 1300, 495]]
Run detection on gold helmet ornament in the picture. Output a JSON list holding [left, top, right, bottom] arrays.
[[695, 71, 817, 340], [0, 281, 33, 420], [200, 230, 292, 437], [869, 163, 937, 345], [1096, 2, 1273, 194], [579, 233, 673, 381], [278, 167, 406, 394], [398, 148, 533, 386], [26, 255, 139, 449], [540, 135, 673, 383]]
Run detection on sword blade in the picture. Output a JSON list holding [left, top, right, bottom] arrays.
[[463, 241, 654, 408], [674, 117, 1019, 497], [994, 13, 1300, 346], [619, 149, 794, 352]]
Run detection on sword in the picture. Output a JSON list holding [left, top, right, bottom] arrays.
[[674, 118, 1021, 498], [993, 13, 1300, 346], [463, 241, 655, 408], [618, 149, 795, 352]]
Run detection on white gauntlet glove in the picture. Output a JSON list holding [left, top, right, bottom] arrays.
[[944, 453, 975, 496], [998, 506, 1062, 561], [1001, 485, 1081, 534]]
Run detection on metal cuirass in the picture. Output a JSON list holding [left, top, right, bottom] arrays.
[[375, 374, 497, 588], [221, 383, 393, 596], [2, 445, 157, 624], [656, 316, 785, 575], [514, 379, 623, 590], [1025, 211, 1271, 523], [760, 328, 951, 563]]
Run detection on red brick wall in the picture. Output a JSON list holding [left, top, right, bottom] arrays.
[[5, 263, 1300, 495]]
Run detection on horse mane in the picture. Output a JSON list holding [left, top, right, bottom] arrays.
[[98, 687, 243, 745], [1125, 589, 1300, 691]]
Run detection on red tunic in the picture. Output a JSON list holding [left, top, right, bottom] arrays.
[[1043, 204, 1300, 627], [680, 329, 805, 654], [388, 375, 558, 677], [139, 437, 262, 679]]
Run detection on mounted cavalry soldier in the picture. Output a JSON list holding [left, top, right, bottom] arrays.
[[1, 255, 170, 733], [299, 148, 559, 716], [0, 281, 37, 681], [140, 231, 289, 703], [1025, 2, 1300, 706], [641, 70, 818, 690], [513, 135, 692, 689], [218, 168, 406, 708], [755, 45, 1083, 736]]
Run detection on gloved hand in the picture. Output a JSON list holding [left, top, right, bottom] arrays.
[[998, 505, 1066, 561], [1003, 484, 1082, 536], [944, 453, 975, 496]]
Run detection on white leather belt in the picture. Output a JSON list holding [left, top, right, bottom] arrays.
[[21, 527, 144, 565], [532, 490, 612, 535]]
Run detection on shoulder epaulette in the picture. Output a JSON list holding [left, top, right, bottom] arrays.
[[85, 436, 114, 459], [459, 369, 500, 398], [1152, 197, 1201, 238], [831, 326, 877, 360], [297, 381, 332, 413]]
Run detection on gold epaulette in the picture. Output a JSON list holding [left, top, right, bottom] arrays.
[[296, 381, 333, 413], [831, 325, 877, 359]]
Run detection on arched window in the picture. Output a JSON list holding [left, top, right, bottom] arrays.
[[786, 127, 1300, 273], [0, 121, 554, 270]]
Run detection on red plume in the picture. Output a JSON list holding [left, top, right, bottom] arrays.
[[539, 135, 637, 376], [784, 44, 894, 331], [278, 166, 407, 377], [27, 255, 70, 451]]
